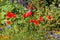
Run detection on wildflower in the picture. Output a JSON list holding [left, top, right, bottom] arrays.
[[39, 16, 43, 22], [22, 10, 32, 18], [25, 10, 32, 17], [52, 33, 58, 40], [30, 20, 39, 26], [6, 20, 11, 25], [13, 14, 17, 18], [22, 13, 26, 18], [6, 12, 14, 18], [48, 15, 52, 20], [30, 20, 35, 23], [34, 20, 39, 26]]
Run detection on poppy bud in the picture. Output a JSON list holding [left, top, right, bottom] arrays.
[[6, 20, 11, 25]]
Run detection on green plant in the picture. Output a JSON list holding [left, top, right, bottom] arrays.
[[0, 0, 60, 40]]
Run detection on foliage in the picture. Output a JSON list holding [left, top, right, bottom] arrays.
[[0, 0, 60, 40]]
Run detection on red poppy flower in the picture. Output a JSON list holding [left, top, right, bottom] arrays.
[[27, 2, 32, 9], [30, 20, 39, 26], [39, 16, 43, 22], [22, 13, 26, 18], [34, 20, 39, 26], [30, 20, 35, 23], [22, 10, 32, 18], [6, 12, 14, 18], [48, 15, 52, 20], [6, 20, 11, 25], [25, 10, 32, 16], [13, 14, 17, 18]]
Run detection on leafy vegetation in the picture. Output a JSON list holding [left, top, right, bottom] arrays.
[[0, 0, 60, 40]]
